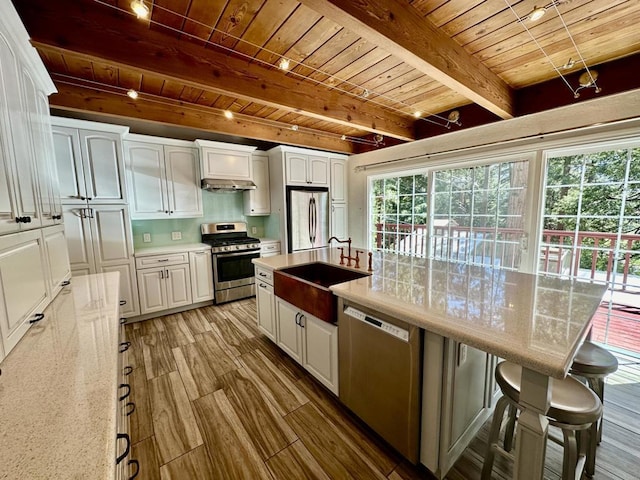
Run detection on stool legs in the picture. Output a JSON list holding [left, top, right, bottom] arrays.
[[586, 376, 605, 443], [586, 421, 598, 477], [503, 404, 517, 452], [561, 428, 578, 480], [482, 396, 510, 480]]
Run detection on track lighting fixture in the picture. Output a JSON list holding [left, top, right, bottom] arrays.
[[224, 110, 233, 119], [130, 0, 149, 19], [126, 89, 139, 99]]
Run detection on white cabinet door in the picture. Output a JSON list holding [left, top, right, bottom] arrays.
[[189, 250, 214, 303], [200, 147, 252, 179], [52, 126, 86, 204], [0, 230, 48, 356], [275, 298, 303, 364], [89, 205, 134, 266], [125, 142, 168, 219], [100, 262, 139, 317], [0, 31, 21, 235], [80, 131, 127, 203], [61, 205, 95, 275], [256, 280, 276, 341], [285, 153, 308, 185], [164, 146, 202, 217], [34, 91, 61, 226], [42, 225, 71, 298], [308, 156, 329, 186], [165, 264, 192, 308], [244, 154, 270, 215], [303, 314, 339, 395], [331, 203, 348, 239], [330, 158, 347, 202], [137, 267, 167, 314]]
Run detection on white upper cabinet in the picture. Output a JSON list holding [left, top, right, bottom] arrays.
[[125, 137, 202, 220], [330, 158, 347, 203], [51, 121, 128, 204], [244, 153, 271, 216], [285, 152, 329, 186], [195, 139, 256, 180]]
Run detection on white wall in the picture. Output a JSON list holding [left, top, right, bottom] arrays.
[[347, 89, 640, 248]]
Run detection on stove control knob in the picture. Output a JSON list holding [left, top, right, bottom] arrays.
[[236, 245, 241, 250]]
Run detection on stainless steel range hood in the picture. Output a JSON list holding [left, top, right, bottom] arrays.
[[201, 178, 257, 191]]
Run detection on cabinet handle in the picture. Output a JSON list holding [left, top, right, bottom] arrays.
[[120, 300, 127, 306], [120, 317, 127, 325], [259, 283, 267, 288], [61, 280, 71, 286], [124, 401, 136, 416], [29, 313, 45, 324], [165, 269, 169, 278], [164, 210, 169, 214], [258, 272, 267, 277], [123, 366, 133, 376], [15, 216, 28, 223], [295, 312, 300, 326], [300, 315, 306, 328], [119, 383, 131, 401], [157, 259, 169, 262], [120, 341, 131, 353], [170, 211, 174, 214], [128, 459, 140, 479], [116, 433, 130, 465], [160, 270, 164, 279]]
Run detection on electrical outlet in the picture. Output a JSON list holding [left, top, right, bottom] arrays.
[[143, 233, 151, 243], [458, 343, 468, 366], [251, 226, 257, 235], [171, 231, 182, 240]]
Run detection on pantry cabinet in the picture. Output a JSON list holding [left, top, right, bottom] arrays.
[[62, 204, 139, 317], [124, 136, 202, 220], [330, 158, 348, 239], [51, 122, 128, 205]]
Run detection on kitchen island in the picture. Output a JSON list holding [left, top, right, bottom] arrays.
[[253, 249, 607, 479], [0, 272, 131, 479]]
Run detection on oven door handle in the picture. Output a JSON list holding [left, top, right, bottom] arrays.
[[213, 250, 260, 258]]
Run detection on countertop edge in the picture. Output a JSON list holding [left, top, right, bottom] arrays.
[[134, 243, 211, 256]]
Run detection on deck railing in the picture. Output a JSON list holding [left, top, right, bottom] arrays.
[[374, 223, 640, 290]]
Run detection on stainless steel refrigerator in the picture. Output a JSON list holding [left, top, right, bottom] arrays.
[[287, 186, 330, 252]]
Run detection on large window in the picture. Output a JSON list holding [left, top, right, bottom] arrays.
[[540, 144, 640, 353]]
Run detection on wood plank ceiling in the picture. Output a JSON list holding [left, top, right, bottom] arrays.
[[13, 0, 640, 154]]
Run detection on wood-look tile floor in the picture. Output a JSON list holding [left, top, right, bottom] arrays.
[[125, 300, 640, 480]]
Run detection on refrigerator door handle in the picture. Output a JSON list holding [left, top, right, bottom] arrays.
[[310, 197, 315, 244], [308, 197, 314, 245]]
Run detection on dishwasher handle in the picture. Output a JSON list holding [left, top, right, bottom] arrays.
[[343, 306, 409, 342]]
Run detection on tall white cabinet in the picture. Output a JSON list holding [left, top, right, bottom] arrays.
[[330, 157, 348, 239], [124, 135, 202, 220], [51, 117, 140, 317], [0, 2, 69, 362]]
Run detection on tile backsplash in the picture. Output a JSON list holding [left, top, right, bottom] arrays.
[[131, 191, 266, 249]]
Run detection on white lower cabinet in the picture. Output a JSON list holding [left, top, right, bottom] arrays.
[[256, 280, 276, 341], [275, 297, 339, 395], [41, 224, 71, 298], [0, 230, 49, 358], [189, 250, 214, 303], [137, 259, 192, 315]]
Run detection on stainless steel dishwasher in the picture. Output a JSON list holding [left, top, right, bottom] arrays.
[[338, 299, 423, 463]]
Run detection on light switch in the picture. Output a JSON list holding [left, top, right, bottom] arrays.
[[143, 233, 151, 243], [251, 226, 257, 234], [172, 231, 182, 240]]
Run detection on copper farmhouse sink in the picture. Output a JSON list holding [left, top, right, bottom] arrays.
[[273, 262, 370, 323]]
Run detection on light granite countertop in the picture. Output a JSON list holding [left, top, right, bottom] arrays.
[[253, 249, 607, 378], [0, 272, 121, 479], [134, 243, 211, 256]]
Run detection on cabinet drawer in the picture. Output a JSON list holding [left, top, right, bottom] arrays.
[[255, 266, 274, 285], [260, 242, 280, 254], [135, 252, 189, 269]]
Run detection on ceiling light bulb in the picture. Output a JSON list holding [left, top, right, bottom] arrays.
[[278, 58, 290, 71], [130, 0, 149, 19], [341, 135, 346, 141], [291, 125, 298, 131], [224, 110, 233, 119], [413, 111, 422, 118], [528, 6, 546, 22], [361, 88, 370, 98], [126, 89, 139, 99]]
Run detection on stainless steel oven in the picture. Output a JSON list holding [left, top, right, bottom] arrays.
[[201, 222, 261, 304]]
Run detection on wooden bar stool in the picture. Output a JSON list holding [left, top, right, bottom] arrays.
[[482, 361, 602, 480], [570, 341, 618, 445]]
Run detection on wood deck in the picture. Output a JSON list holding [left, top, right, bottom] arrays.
[[591, 303, 640, 356], [125, 300, 640, 480]]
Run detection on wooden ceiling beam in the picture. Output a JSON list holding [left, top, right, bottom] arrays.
[[15, 0, 414, 141], [298, 0, 514, 119], [50, 82, 354, 153]]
